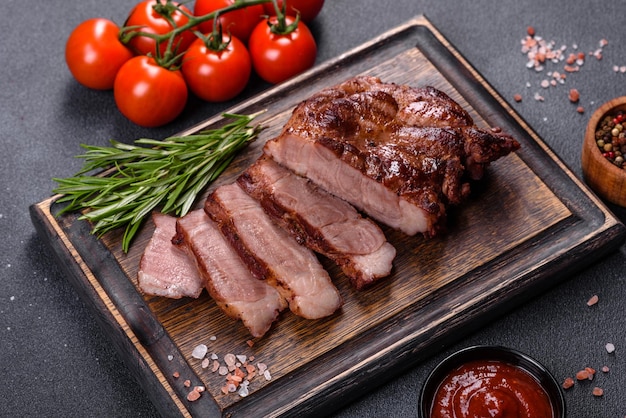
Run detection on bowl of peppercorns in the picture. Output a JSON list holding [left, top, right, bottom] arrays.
[[582, 96, 626, 207]]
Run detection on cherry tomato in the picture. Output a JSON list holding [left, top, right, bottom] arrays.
[[182, 35, 251, 102], [113, 56, 188, 127], [65, 18, 133, 90], [194, 0, 264, 43], [248, 15, 317, 84], [125, 0, 195, 57], [263, 0, 325, 22]]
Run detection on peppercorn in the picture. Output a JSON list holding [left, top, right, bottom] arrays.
[[595, 110, 626, 169]]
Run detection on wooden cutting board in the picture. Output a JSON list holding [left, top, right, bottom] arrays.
[[30, 15, 625, 417]]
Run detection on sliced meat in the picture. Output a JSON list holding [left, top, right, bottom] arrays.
[[205, 182, 342, 319], [238, 156, 396, 290], [263, 76, 520, 237], [137, 212, 204, 299], [173, 209, 286, 338]]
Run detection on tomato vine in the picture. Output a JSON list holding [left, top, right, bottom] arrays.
[[66, 0, 322, 126]]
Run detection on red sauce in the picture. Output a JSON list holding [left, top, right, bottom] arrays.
[[430, 360, 553, 418]]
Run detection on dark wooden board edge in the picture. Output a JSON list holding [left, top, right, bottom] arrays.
[[29, 15, 626, 418], [51, 202, 222, 417], [29, 199, 190, 418]]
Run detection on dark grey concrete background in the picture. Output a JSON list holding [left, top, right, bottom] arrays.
[[2, 0, 625, 416]]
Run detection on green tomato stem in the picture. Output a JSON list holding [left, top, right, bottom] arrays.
[[119, 0, 279, 68]]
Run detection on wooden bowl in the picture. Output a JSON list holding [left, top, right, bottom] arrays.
[[582, 96, 626, 207]]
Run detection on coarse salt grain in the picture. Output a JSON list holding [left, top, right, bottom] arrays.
[[239, 382, 250, 397], [187, 389, 202, 402], [605, 342, 615, 353], [224, 353, 236, 367], [562, 377, 575, 389], [201, 358, 210, 369], [257, 362, 267, 374], [191, 344, 208, 359], [587, 294, 599, 306], [576, 369, 592, 380]]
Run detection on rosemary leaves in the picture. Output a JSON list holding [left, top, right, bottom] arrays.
[[53, 112, 264, 252]]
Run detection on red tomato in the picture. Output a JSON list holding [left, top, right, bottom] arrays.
[[125, 0, 195, 56], [65, 18, 133, 90], [263, 0, 325, 22], [248, 15, 317, 84], [181, 36, 251, 102], [113, 56, 188, 127], [194, 0, 264, 43]]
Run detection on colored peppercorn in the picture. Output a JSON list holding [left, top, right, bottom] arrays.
[[595, 110, 626, 169]]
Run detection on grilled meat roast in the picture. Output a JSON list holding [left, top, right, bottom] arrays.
[[137, 76, 520, 337], [264, 76, 520, 237]]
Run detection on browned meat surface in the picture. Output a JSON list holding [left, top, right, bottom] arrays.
[[238, 156, 396, 290], [173, 209, 286, 338], [264, 76, 520, 237], [205, 183, 342, 319], [137, 213, 203, 299]]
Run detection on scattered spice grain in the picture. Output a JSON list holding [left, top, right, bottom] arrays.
[[587, 294, 599, 306], [191, 344, 208, 360], [562, 377, 575, 389], [568, 88, 580, 103], [187, 389, 202, 402], [592, 387, 604, 397], [514, 94, 523, 102], [576, 369, 592, 380]]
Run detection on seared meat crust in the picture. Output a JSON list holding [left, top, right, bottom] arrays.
[[265, 76, 520, 236]]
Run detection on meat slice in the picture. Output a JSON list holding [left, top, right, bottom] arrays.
[[205, 183, 342, 319], [238, 156, 396, 290], [263, 76, 520, 237], [137, 213, 204, 299], [173, 209, 286, 338]]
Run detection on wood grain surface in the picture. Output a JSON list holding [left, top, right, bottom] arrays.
[[30, 16, 625, 417]]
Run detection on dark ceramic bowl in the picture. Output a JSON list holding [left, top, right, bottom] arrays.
[[419, 345, 565, 418]]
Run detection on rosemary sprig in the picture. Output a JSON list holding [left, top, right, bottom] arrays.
[[53, 112, 264, 252]]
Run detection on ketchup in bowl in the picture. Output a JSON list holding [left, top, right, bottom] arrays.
[[419, 346, 565, 418], [431, 359, 552, 417]]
